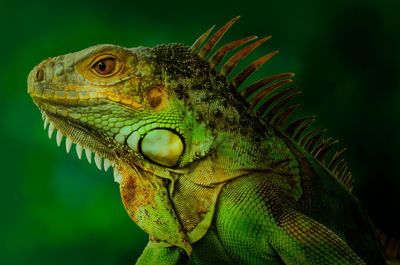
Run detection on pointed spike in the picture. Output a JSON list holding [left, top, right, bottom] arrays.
[[304, 129, 327, 152], [337, 163, 348, 180], [41, 111, 46, 120], [44, 117, 49, 130], [263, 91, 302, 122], [332, 159, 345, 176], [76, 144, 83, 160], [285, 116, 315, 138], [344, 170, 351, 182], [292, 119, 315, 142], [65, 137, 72, 153], [198, 16, 240, 59], [336, 168, 346, 181], [334, 160, 347, 176], [104, 158, 112, 172], [85, 149, 92, 164], [340, 170, 353, 191], [311, 137, 333, 156], [315, 139, 339, 163], [300, 127, 321, 147], [209, 36, 258, 68], [48, 122, 55, 139], [272, 104, 300, 129], [114, 168, 122, 183], [232, 50, 279, 88], [256, 86, 297, 113], [190, 25, 215, 52], [340, 169, 353, 190], [340, 167, 349, 182], [220, 36, 272, 77], [348, 178, 355, 191], [56, 130, 63, 146], [240, 73, 295, 98], [248, 79, 293, 108], [94, 153, 102, 170], [328, 148, 347, 170], [344, 173, 354, 189]]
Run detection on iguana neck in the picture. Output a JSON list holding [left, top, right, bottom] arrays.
[[182, 114, 301, 195]]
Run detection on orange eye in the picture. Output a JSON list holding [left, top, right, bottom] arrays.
[[93, 58, 117, 76]]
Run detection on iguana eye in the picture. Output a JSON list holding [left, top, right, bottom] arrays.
[[93, 57, 117, 76]]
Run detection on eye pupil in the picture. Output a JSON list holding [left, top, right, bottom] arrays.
[[93, 57, 117, 76], [98, 61, 107, 71]]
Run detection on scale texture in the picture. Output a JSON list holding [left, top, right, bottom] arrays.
[[27, 17, 399, 264]]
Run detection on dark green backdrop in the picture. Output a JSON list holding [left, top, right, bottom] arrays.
[[1, 0, 399, 264]]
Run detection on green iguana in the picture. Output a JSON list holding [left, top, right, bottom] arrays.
[[27, 17, 400, 264]]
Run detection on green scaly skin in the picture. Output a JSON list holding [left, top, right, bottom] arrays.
[[28, 31, 387, 264]]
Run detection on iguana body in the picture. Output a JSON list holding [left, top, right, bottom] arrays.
[[27, 17, 396, 264]]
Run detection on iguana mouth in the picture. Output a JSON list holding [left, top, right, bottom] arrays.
[[36, 105, 124, 183]]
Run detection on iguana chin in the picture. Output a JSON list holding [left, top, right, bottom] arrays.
[[27, 16, 399, 264]]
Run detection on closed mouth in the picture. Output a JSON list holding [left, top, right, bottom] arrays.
[[39, 108, 123, 183]]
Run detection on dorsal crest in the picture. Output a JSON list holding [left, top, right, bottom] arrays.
[[191, 16, 354, 192]]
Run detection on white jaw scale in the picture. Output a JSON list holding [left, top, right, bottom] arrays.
[[40, 110, 121, 183]]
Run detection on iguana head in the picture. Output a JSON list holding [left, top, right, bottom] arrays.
[[27, 43, 220, 181]]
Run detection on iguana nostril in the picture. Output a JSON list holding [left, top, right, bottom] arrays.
[[35, 67, 44, 82]]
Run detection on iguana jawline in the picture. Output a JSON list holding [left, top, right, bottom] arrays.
[[41, 108, 125, 181]]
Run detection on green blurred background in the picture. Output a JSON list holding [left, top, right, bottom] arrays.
[[1, 0, 399, 264]]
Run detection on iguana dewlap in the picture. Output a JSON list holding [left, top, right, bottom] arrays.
[[27, 17, 398, 264]]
